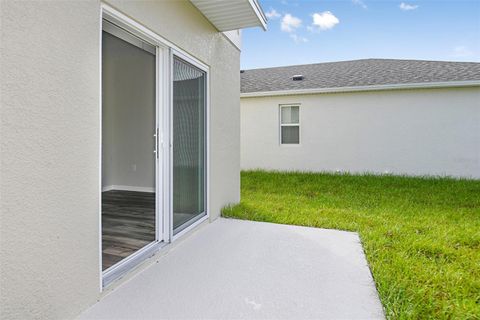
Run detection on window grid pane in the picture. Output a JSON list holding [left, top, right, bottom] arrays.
[[281, 125, 299, 144], [281, 106, 299, 124]]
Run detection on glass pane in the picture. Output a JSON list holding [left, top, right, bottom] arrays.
[[281, 106, 299, 124], [173, 57, 206, 233], [101, 29, 156, 271], [281, 126, 300, 144]]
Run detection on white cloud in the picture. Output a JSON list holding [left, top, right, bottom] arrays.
[[399, 2, 419, 11], [453, 46, 473, 58], [290, 34, 308, 44], [280, 0, 299, 7], [308, 11, 339, 32], [265, 9, 281, 19], [352, 0, 367, 9], [281, 13, 302, 32]]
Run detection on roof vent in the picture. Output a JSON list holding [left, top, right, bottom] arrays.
[[292, 75, 304, 81]]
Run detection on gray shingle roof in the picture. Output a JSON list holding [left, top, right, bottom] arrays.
[[240, 59, 480, 93]]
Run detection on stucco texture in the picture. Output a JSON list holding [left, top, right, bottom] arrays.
[[1, 1, 240, 319], [241, 87, 480, 178]]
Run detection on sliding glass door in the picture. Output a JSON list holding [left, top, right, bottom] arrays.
[[101, 20, 158, 272], [172, 57, 207, 234], [101, 8, 210, 286]]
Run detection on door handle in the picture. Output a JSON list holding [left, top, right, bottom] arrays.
[[153, 128, 159, 158]]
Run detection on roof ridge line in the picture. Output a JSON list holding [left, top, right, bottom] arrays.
[[242, 58, 480, 72]]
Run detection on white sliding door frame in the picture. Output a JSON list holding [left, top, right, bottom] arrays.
[[170, 49, 210, 241], [99, 3, 210, 289], [100, 13, 167, 288]]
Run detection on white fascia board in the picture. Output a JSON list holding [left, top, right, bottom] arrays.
[[248, 0, 267, 30], [240, 80, 480, 98]]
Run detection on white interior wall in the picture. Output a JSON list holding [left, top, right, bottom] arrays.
[[241, 87, 480, 178], [102, 31, 156, 192]]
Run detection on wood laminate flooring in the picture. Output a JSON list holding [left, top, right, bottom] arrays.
[[102, 190, 155, 270]]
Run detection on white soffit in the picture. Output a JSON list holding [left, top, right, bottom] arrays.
[[190, 0, 267, 31]]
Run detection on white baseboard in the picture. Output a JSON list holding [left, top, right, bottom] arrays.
[[102, 185, 155, 193]]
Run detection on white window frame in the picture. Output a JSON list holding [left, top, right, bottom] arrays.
[[99, 3, 210, 289], [279, 104, 300, 145]]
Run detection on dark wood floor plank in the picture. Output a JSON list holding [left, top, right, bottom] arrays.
[[102, 190, 155, 270]]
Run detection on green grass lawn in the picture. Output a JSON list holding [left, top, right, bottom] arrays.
[[222, 171, 480, 319]]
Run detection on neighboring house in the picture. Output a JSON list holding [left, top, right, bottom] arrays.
[[240, 59, 480, 178], [1, 1, 266, 319]]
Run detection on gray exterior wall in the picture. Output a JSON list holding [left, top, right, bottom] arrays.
[[0, 1, 240, 319], [241, 87, 480, 179]]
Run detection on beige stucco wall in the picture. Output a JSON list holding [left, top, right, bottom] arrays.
[[0, 1, 240, 319], [241, 87, 480, 178]]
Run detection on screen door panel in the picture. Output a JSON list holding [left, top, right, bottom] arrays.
[[172, 57, 206, 234]]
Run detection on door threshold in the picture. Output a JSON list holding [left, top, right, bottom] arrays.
[[173, 214, 209, 241], [102, 240, 166, 288]]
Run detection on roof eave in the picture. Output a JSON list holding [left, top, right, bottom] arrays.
[[248, 0, 268, 31], [190, 0, 267, 32], [241, 80, 480, 97]]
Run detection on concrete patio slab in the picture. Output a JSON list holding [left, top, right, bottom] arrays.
[[80, 218, 384, 319]]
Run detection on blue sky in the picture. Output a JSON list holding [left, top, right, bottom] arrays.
[[241, 0, 480, 69]]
